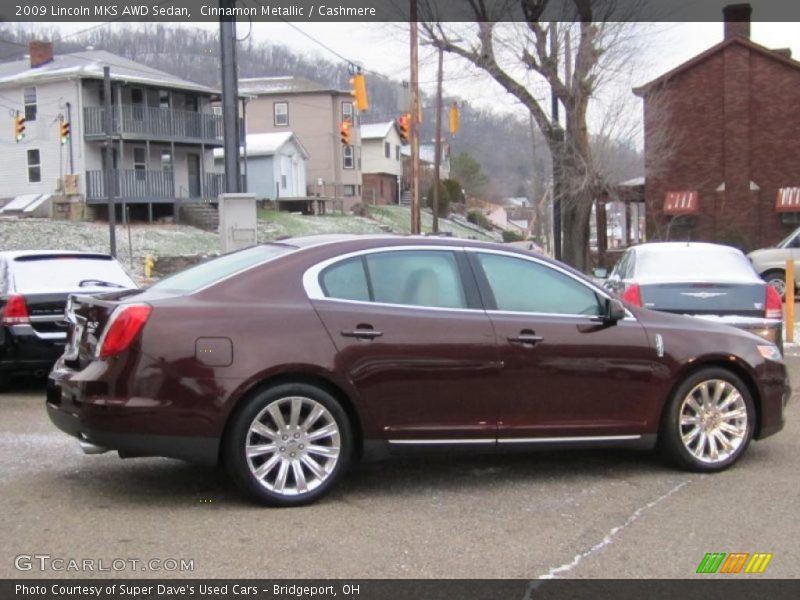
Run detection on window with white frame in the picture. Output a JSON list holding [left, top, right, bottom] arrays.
[[133, 148, 146, 180], [342, 101, 353, 122], [274, 102, 288, 126], [23, 87, 37, 121], [27, 149, 41, 183], [343, 145, 354, 169], [281, 174, 287, 189]]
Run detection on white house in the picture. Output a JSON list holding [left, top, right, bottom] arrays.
[[214, 132, 309, 200], [0, 41, 225, 221], [360, 121, 404, 204]]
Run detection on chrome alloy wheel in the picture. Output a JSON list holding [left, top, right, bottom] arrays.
[[245, 396, 341, 496], [679, 379, 748, 464]]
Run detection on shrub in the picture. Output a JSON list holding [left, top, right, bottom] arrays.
[[502, 230, 524, 243], [467, 209, 492, 230]]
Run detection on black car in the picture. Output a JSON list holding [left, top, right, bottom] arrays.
[[0, 251, 137, 388], [599, 242, 783, 347]]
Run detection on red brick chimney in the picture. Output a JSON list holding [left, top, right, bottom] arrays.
[[29, 40, 54, 68], [723, 4, 751, 40]]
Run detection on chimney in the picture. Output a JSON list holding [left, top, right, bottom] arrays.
[[723, 4, 751, 40], [29, 40, 53, 68], [773, 48, 792, 59]]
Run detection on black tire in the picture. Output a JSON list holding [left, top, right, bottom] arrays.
[[762, 269, 787, 299], [223, 382, 353, 507], [660, 368, 755, 472]]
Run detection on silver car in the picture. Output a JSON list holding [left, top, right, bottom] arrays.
[[748, 226, 800, 297]]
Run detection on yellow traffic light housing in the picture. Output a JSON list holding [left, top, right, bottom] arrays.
[[340, 119, 351, 145], [350, 73, 369, 112], [397, 113, 410, 143], [449, 102, 460, 135], [14, 113, 26, 142], [59, 118, 70, 145]]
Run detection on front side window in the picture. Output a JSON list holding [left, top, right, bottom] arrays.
[[23, 87, 37, 121], [27, 149, 41, 183], [476, 253, 600, 316], [343, 145, 354, 169], [274, 102, 288, 126]]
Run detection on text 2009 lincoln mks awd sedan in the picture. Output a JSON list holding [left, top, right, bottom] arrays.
[[47, 235, 789, 506]]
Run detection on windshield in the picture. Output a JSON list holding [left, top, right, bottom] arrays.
[[635, 246, 758, 281], [11, 254, 136, 293], [776, 228, 800, 249], [148, 244, 295, 294]]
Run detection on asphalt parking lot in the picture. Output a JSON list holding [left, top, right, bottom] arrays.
[[1, 357, 798, 580]]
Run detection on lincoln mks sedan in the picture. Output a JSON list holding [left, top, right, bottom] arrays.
[[47, 235, 789, 506]]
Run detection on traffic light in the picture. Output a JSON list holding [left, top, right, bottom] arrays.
[[397, 113, 410, 143], [350, 72, 369, 112], [449, 102, 460, 135], [59, 118, 70, 145], [340, 119, 351, 145], [14, 113, 25, 142]]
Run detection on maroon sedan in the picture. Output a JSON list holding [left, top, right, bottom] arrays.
[[47, 235, 789, 506]]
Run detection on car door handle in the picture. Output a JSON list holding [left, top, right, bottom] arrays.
[[341, 326, 383, 340], [507, 331, 544, 346]]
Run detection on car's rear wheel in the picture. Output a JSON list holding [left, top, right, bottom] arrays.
[[762, 269, 787, 299], [224, 382, 352, 506], [661, 368, 755, 472]]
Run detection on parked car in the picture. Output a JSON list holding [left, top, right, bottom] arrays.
[[601, 242, 784, 347], [0, 251, 137, 388], [748, 225, 800, 297], [47, 236, 788, 506]]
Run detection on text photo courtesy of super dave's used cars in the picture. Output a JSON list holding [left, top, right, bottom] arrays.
[[6, 234, 780, 507]]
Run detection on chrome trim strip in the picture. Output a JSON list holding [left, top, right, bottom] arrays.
[[310, 296, 485, 314], [497, 435, 642, 444], [388, 438, 495, 445], [29, 315, 66, 323]]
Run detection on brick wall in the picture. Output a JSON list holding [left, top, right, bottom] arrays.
[[362, 173, 398, 205], [642, 41, 800, 250]]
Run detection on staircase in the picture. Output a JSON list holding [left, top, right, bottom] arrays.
[[400, 191, 412, 205], [180, 202, 219, 232]]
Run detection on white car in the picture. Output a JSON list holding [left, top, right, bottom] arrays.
[[748, 226, 800, 297]]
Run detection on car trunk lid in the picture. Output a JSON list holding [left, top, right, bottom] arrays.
[[639, 282, 766, 317]]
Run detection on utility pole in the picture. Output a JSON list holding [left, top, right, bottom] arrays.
[[103, 66, 116, 257], [409, 0, 421, 235], [220, 0, 241, 194], [65, 101, 74, 174], [432, 45, 444, 234], [550, 23, 562, 261]]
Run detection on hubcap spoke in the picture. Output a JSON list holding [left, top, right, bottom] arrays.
[[292, 461, 308, 493], [254, 454, 280, 480], [274, 459, 290, 492], [307, 444, 339, 458], [289, 397, 303, 429], [302, 405, 325, 432], [307, 422, 339, 442], [301, 455, 327, 480], [247, 443, 276, 458], [267, 404, 287, 430], [251, 421, 280, 442]]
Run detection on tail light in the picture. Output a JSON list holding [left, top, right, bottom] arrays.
[[1, 294, 30, 324], [98, 304, 152, 359], [620, 284, 643, 307], [765, 285, 782, 319]]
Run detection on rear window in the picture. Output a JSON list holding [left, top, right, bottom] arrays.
[[148, 244, 294, 294], [11, 254, 136, 292], [636, 247, 758, 281]]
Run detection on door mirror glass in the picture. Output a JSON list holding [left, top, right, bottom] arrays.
[[592, 267, 608, 279]]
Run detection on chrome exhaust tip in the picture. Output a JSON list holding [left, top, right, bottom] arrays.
[[79, 440, 109, 455]]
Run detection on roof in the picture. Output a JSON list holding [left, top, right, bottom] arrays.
[[0, 50, 218, 94], [213, 132, 309, 160], [634, 36, 800, 96], [239, 76, 348, 96], [360, 121, 399, 140], [0, 249, 112, 259]]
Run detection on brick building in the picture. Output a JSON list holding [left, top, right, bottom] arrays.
[[634, 4, 800, 250]]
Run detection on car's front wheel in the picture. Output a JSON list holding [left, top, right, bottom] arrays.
[[661, 368, 755, 472], [762, 269, 787, 299], [224, 383, 353, 506]]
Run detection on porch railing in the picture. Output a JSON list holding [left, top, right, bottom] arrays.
[[83, 105, 224, 143]]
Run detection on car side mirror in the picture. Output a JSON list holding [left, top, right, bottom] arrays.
[[607, 298, 626, 322], [592, 267, 608, 279]]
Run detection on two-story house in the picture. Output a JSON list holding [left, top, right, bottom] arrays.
[[360, 121, 403, 205], [0, 42, 225, 221], [240, 76, 362, 209]]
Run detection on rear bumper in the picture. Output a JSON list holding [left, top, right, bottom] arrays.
[[0, 325, 65, 374], [46, 371, 219, 466]]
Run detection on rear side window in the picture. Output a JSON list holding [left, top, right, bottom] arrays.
[[476, 253, 600, 315], [11, 254, 136, 293], [318, 250, 467, 309], [149, 244, 294, 294], [320, 257, 369, 302]]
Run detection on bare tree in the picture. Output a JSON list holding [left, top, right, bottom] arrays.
[[421, 0, 643, 270]]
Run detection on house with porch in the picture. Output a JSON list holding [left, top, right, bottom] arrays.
[[0, 42, 225, 221]]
